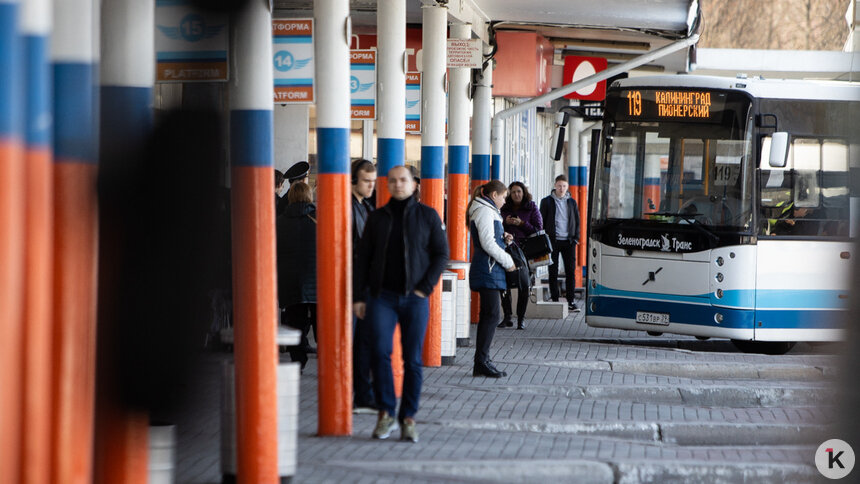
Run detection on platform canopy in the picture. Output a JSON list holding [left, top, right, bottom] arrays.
[[274, 0, 701, 75]]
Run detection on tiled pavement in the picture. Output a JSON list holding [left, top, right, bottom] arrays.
[[171, 305, 842, 483]]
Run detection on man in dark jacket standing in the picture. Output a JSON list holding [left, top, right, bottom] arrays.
[[354, 165, 449, 443], [350, 159, 377, 413], [539, 175, 581, 312]]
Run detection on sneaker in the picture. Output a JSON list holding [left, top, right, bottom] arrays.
[[372, 413, 399, 439], [568, 302, 580, 312], [400, 418, 418, 443], [353, 406, 378, 415]]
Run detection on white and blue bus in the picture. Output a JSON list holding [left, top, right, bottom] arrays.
[[586, 75, 859, 354]]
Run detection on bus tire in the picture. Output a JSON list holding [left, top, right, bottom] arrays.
[[731, 340, 796, 355]]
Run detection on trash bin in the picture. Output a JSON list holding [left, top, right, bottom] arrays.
[[149, 423, 176, 484], [446, 261, 471, 347], [440, 270, 458, 365]]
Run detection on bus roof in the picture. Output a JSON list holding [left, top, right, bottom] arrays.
[[612, 75, 860, 102]]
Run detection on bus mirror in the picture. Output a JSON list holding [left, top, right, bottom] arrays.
[[768, 132, 789, 168]]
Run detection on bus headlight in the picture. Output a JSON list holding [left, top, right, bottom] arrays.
[[592, 248, 597, 257], [592, 264, 597, 273], [716, 289, 723, 299], [716, 273, 724, 282], [714, 313, 724, 324], [591, 279, 596, 289], [589, 301, 596, 312], [716, 256, 724, 266]]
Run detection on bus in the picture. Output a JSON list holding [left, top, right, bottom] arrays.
[[586, 74, 859, 354]]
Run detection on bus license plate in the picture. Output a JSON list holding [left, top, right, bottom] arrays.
[[636, 311, 670, 325]]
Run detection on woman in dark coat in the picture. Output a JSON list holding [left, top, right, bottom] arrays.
[[276, 182, 316, 368], [499, 181, 543, 330]]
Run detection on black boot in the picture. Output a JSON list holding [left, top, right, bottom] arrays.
[[517, 317, 525, 330], [473, 361, 504, 378], [497, 316, 513, 328]]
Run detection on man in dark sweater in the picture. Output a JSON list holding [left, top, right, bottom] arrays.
[[539, 174, 581, 312], [351, 159, 377, 413], [353, 165, 449, 443]]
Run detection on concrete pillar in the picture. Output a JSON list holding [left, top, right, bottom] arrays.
[[447, 22, 470, 263], [96, 0, 154, 481], [420, 1, 447, 367], [375, 0, 405, 203], [51, 0, 99, 482], [0, 1, 24, 481], [20, 0, 53, 481], [229, 0, 279, 480], [314, 0, 352, 436]]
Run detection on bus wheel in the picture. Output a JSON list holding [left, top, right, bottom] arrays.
[[731, 340, 797, 355], [647, 331, 663, 337], [695, 336, 710, 341]]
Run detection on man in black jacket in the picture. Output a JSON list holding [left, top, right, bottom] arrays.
[[350, 159, 377, 413], [353, 165, 449, 443], [539, 175, 581, 312]]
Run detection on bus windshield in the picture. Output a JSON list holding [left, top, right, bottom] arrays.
[[594, 88, 754, 232]]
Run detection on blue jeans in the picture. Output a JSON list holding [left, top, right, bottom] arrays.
[[366, 289, 429, 421]]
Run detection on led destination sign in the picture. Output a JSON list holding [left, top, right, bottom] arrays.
[[617, 89, 727, 122]]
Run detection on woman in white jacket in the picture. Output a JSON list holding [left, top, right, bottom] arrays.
[[467, 180, 516, 378]]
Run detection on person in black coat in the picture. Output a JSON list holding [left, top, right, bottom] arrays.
[[539, 174, 581, 312], [351, 159, 377, 411], [276, 182, 317, 368], [353, 165, 449, 442]]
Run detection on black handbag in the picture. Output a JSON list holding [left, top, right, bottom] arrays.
[[521, 230, 553, 270], [504, 243, 530, 290]]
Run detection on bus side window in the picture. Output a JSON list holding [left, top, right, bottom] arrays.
[[759, 137, 849, 237]]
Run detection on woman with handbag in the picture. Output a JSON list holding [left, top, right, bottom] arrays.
[[276, 182, 317, 369], [500, 182, 543, 329], [467, 180, 517, 378]]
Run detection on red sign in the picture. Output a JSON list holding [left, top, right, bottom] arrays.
[[562, 56, 608, 101]]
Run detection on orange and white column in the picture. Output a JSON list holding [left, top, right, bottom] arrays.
[[0, 1, 25, 481], [420, 2, 447, 367], [51, 0, 99, 481], [315, 0, 353, 436], [229, 0, 279, 480]]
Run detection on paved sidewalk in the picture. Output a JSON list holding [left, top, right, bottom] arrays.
[[173, 305, 842, 483]]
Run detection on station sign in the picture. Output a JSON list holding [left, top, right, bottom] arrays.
[[273, 19, 315, 104], [406, 72, 421, 133], [155, 0, 229, 82], [447, 38, 482, 69], [562, 55, 608, 101], [350, 50, 376, 119]]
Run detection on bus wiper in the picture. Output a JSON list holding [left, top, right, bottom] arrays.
[[647, 212, 720, 244]]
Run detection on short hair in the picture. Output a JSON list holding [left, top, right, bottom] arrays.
[[555, 174, 568, 183], [274, 169, 285, 188], [287, 181, 312, 204], [351, 158, 376, 177]]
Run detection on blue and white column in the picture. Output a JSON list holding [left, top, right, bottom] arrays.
[[420, 1, 447, 367], [471, 42, 492, 188], [228, 0, 279, 481], [375, 0, 405, 204], [314, 0, 353, 436], [51, 0, 99, 481]]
